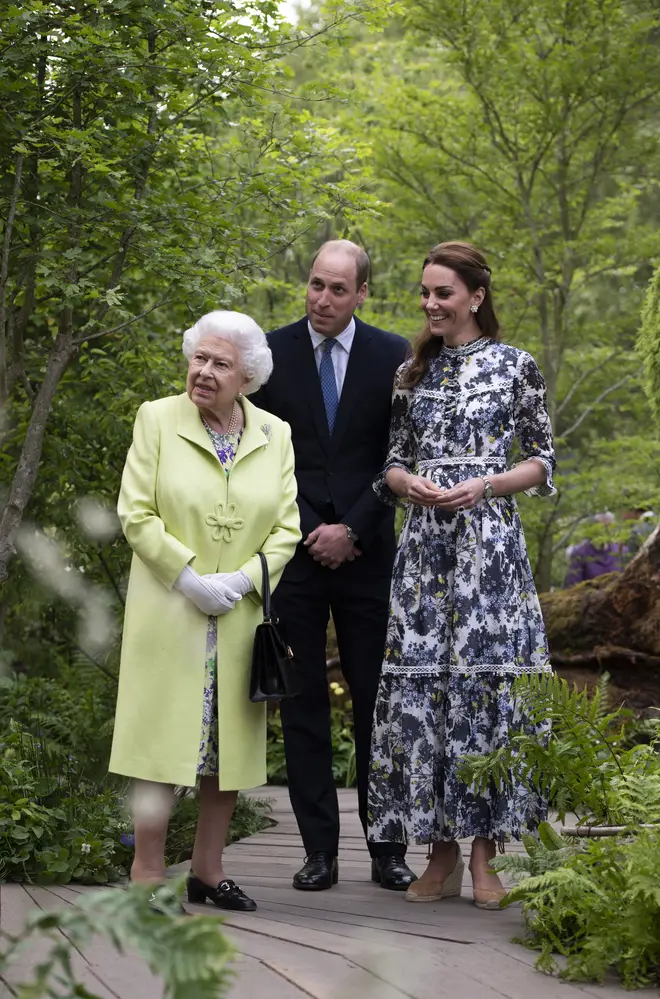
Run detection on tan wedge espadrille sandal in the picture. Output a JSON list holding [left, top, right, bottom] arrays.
[[404, 844, 464, 903]]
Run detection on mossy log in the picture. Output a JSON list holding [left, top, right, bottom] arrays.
[[541, 525, 660, 706]]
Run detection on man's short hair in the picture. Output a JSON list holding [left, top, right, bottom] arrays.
[[311, 239, 370, 290]]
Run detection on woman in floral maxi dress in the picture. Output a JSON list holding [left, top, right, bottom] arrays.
[[368, 242, 555, 909]]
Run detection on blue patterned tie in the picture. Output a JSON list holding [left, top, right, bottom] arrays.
[[319, 337, 339, 434]]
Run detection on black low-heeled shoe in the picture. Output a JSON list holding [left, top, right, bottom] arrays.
[[187, 873, 257, 912]]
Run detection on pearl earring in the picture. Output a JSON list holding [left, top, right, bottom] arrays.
[[470, 304, 479, 313]]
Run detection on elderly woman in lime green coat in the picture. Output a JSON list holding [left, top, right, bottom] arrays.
[[109, 310, 300, 913]]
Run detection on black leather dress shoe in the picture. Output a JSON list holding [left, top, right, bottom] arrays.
[[292, 852, 338, 891], [187, 873, 257, 911], [371, 856, 418, 891]]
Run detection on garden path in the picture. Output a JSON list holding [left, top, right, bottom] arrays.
[[0, 787, 645, 998]]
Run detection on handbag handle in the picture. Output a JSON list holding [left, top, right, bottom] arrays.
[[257, 551, 272, 622]]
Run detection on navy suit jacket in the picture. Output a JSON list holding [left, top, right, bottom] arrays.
[[251, 316, 410, 563]]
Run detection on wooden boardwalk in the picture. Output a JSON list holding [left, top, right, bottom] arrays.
[[0, 787, 643, 998]]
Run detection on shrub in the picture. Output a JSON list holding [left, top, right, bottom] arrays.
[[462, 674, 660, 988], [495, 824, 660, 988], [459, 672, 660, 825], [0, 725, 132, 883], [1, 722, 272, 883]]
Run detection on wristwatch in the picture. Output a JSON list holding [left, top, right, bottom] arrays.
[[344, 524, 359, 544], [481, 476, 494, 501]]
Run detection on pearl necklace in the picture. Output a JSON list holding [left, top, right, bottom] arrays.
[[202, 401, 240, 437]]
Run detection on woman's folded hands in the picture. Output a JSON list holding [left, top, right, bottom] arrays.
[[174, 565, 253, 615]]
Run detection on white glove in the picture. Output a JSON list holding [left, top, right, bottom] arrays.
[[202, 570, 254, 597], [174, 565, 242, 616]]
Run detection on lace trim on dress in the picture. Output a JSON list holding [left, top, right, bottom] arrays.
[[440, 337, 491, 357], [417, 457, 508, 469], [381, 662, 553, 677]]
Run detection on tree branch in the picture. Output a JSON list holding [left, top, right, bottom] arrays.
[[97, 550, 124, 608], [70, 641, 118, 683], [72, 298, 173, 346], [559, 369, 640, 439], [557, 351, 625, 417]]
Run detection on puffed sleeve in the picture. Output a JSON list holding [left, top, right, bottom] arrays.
[[240, 421, 302, 602], [373, 362, 416, 506], [513, 351, 556, 497], [117, 402, 195, 588]]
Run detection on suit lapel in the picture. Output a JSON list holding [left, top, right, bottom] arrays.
[[291, 320, 331, 455], [232, 397, 269, 469], [176, 393, 217, 458], [176, 393, 268, 470], [330, 320, 371, 456]]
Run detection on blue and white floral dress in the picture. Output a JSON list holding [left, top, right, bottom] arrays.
[[197, 421, 242, 777], [368, 337, 555, 847]]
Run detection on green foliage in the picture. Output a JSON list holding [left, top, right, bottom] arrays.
[[461, 675, 660, 986], [637, 263, 660, 428], [0, 724, 133, 884], [0, 673, 116, 781], [459, 672, 660, 825], [272, 0, 660, 590], [0, 675, 273, 882], [0, 879, 236, 998], [494, 829, 660, 988]]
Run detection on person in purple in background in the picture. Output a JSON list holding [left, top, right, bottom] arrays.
[[564, 512, 625, 586]]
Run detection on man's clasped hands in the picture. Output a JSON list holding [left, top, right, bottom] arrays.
[[304, 473, 490, 571]]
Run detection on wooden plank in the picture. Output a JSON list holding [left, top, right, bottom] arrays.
[[221, 916, 552, 999], [0, 790, 635, 999], [0, 883, 59, 994], [224, 914, 598, 999], [238, 899, 518, 946], [1, 885, 116, 999], [228, 954, 311, 998], [221, 901, 480, 946], [24, 885, 156, 999], [225, 922, 428, 999]]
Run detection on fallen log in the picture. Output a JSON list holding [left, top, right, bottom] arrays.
[[541, 524, 660, 704]]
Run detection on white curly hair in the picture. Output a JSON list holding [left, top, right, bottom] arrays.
[[182, 310, 273, 395]]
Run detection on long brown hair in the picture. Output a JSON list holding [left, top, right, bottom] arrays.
[[402, 241, 500, 389]]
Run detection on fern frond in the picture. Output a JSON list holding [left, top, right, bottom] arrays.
[[0, 879, 236, 999]]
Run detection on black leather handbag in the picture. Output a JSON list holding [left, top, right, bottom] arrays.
[[249, 552, 301, 703]]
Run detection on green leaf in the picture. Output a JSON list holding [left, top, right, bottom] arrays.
[[538, 821, 564, 852]]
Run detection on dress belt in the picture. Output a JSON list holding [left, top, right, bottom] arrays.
[[417, 457, 508, 468]]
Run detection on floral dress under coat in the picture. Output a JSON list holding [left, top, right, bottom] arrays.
[[197, 423, 242, 777], [368, 337, 555, 847]]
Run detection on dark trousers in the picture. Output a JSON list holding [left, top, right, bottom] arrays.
[[275, 549, 406, 859]]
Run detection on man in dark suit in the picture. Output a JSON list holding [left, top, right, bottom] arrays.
[[252, 240, 415, 891]]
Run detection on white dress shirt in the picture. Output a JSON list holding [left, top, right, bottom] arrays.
[[308, 317, 356, 397]]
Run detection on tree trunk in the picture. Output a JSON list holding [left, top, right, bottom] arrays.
[[0, 334, 76, 584], [541, 525, 660, 707]]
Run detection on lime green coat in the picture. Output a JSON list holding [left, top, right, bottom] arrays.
[[108, 393, 301, 789]]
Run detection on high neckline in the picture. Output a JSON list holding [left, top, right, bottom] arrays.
[[440, 336, 490, 357]]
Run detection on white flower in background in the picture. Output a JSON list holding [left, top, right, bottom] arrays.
[[81, 843, 91, 854], [74, 496, 121, 542], [16, 525, 118, 655]]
